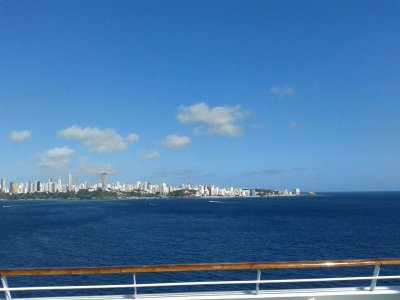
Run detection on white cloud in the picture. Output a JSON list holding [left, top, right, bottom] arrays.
[[270, 85, 296, 96], [245, 169, 284, 176], [141, 151, 160, 160], [58, 125, 139, 153], [251, 123, 264, 129], [75, 157, 119, 175], [177, 102, 249, 137], [245, 167, 308, 177], [9, 130, 32, 141], [126, 133, 140, 143], [164, 134, 191, 149], [288, 121, 304, 129], [39, 146, 75, 170]]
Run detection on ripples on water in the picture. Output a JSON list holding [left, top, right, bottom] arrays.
[[1, 192, 400, 295]]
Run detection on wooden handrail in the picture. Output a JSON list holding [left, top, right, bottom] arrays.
[[1, 258, 400, 277]]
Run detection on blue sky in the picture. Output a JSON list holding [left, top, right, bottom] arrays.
[[1, 0, 399, 191]]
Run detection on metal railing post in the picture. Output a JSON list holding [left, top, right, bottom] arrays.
[[370, 265, 381, 291], [133, 273, 137, 299], [1, 276, 12, 300], [256, 269, 261, 295]]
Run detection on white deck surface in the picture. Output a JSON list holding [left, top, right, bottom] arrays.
[[6, 286, 400, 300]]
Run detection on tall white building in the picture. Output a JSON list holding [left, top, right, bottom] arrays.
[[48, 178, 52, 193], [57, 179, 62, 192], [68, 174, 72, 192], [0, 178, 6, 193]]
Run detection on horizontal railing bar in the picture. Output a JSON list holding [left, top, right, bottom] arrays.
[[0, 284, 134, 291], [1, 275, 400, 291], [256, 275, 400, 284], [1, 258, 400, 276]]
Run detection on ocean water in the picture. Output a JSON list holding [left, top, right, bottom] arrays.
[[1, 192, 400, 295]]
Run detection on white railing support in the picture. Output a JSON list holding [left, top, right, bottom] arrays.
[[370, 265, 381, 291], [256, 269, 261, 295], [1, 276, 12, 300], [133, 273, 137, 298]]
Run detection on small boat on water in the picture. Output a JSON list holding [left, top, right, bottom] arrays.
[[1, 258, 400, 300]]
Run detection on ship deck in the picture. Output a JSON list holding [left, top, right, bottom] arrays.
[[2, 259, 400, 300], [8, 286, 400, 300]]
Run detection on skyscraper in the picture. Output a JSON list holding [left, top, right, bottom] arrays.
[[48, 178, 52, 193], [11, 182, 19, 194], [101, 173, 107, 191], [0, 178, 5, 193], [57, 179, 62, 192], [68, 174, 72, 192], [36, 181, 42, 192]]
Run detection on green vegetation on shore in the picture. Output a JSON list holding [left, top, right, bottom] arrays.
[[0, 189, 310, 200], [0, 190, 160, 200], [256, 189, 279, 196], [167, 189, 197, 197]]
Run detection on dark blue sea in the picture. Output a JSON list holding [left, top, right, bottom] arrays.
[[1, 192, 400, 296]]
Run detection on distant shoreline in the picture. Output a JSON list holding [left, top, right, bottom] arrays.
[[4, 191, 400, 202], [0, 194, 317, 202]]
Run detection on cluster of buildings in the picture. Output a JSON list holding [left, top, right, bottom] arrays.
[[0, 174, 301, 197]]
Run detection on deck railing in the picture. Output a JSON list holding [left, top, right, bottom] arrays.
[[1, 258, 400, 300]]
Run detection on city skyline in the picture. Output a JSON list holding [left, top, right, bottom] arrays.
[[0, 173, 301, 197], [1, 1, 400, 192]]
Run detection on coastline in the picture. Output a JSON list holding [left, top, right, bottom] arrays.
[[0, 194, 315, 202]]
